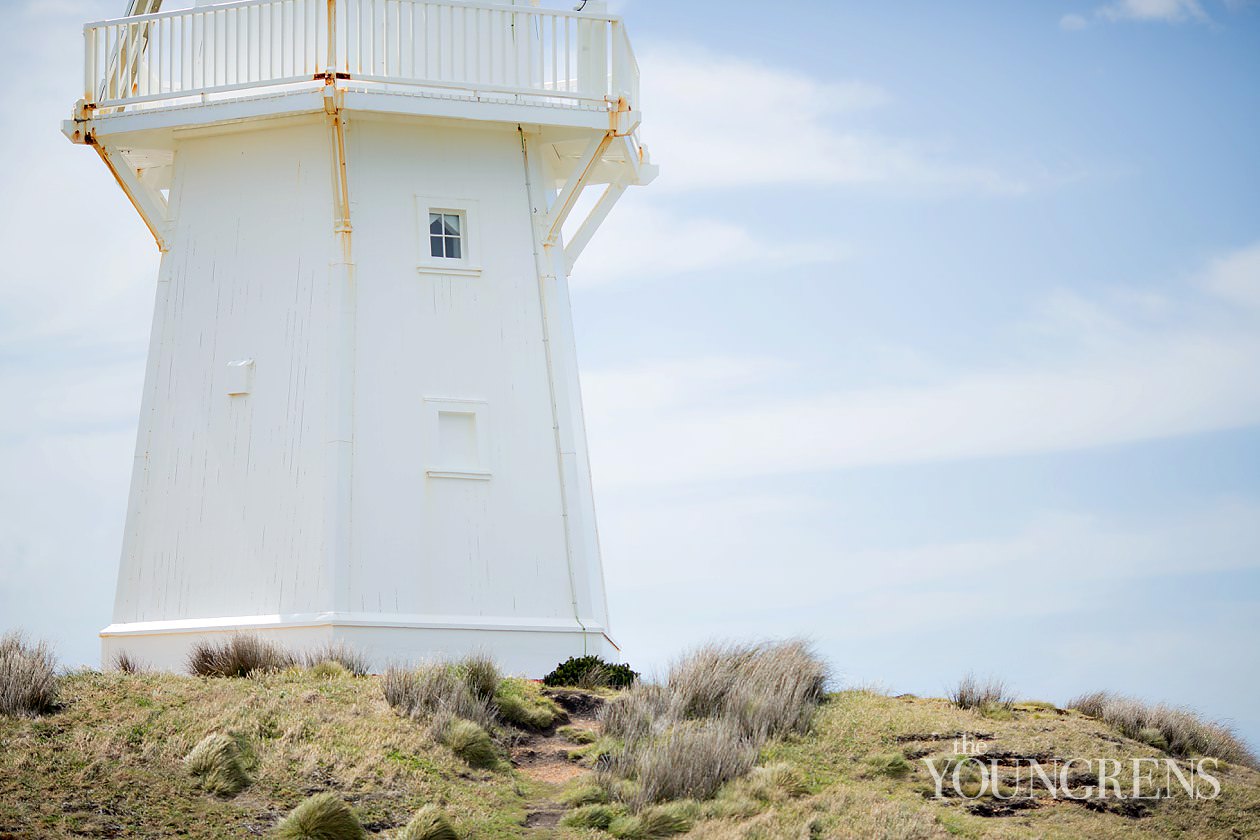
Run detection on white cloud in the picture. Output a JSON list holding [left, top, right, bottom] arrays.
[[571, 202, 844, 287], [640, 45, 1030, 195], [1201, 241, 1260, 309], [1098, 0, 1208, 22], [582, 242, 1260, 486], [1064, 0, 1211, 28]]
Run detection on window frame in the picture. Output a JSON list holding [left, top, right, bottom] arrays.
[[416, 196, 482, 277]]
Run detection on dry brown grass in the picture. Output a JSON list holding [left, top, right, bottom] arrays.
[[0, 631, 58, 718], [949, 673, 1015, 712], [607, 719, 757, 807], [665, 640, 829, 740], [594, 640, 828, 813], [301, 643, 370, 677], [1068, 690, 1257, 767], [110, 650, 147, 674], [381, 663, 498, 733], [186, 633, 296, 677]]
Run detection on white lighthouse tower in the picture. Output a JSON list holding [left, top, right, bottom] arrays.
[[64, 0, 654, 674]]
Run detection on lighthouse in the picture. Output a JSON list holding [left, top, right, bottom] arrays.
[[64, 0, 654, 674]]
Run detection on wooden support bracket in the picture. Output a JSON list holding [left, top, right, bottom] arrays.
[[91, 137, 170, 252]]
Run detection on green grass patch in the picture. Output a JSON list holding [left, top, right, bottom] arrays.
[[492, 679, 562, 730]]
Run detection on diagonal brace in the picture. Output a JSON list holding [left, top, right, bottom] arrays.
[[564, 179, 627, 275], [540, 131, 613, 247], [91, 137, 170, 252]]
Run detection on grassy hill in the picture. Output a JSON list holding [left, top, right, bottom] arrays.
[[2, 636, 1258, 839]]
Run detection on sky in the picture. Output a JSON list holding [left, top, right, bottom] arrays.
[[2, 1, 1259, 747]]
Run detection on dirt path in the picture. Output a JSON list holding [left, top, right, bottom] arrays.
[[512, 689, 605, 832]]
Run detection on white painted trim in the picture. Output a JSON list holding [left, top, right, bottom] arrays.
[[425, 469, 491, 481], [415, 265, 482, 278], [101, 612, 608, 636]]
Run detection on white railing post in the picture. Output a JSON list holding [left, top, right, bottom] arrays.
[[326, 0, 337, 75]]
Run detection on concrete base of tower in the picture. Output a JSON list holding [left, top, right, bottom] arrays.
[[100, 613, 621, 677]]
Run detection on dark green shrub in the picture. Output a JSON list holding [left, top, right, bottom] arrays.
[[544, 655, 638, 689]]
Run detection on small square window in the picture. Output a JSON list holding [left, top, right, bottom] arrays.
[[429, 212, 463, 260], [417, 197, 480, 276]]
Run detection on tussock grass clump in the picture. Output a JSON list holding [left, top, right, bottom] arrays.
[[382, 664, 497, 732], [274, 792, 365, 840], [949, 673, 1014, 713], [302, 643, 370, 677], [111, 650, 146, 674], [561, 782, 610, 807], [560, 803, 620, 830], [745, 763, 808, 800], [308, 660, 350, 680], [493, 678, 563, 730], [611, 720, 757, 808], [184, 733, 250, 796], [866, 751, 911, 779], [438, 718, 500, 769], [665, 640, 828, 740], [0, 632, 59, 718], [600, 683, 669, 743], [396, 805, 459, 840], [595, 640, 827, 812], [866, 800, 941, 840], [187, 633, 295, 678], [455, 653, 500, 701], [558, 724, 598, 745], [1068, 690, 1258, 767], [608, 801, 697, 839]]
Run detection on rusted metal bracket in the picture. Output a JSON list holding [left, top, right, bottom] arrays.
[[324, 79, 353, 239], [89, 133, 171, 253], [606, 95, 641, 137]]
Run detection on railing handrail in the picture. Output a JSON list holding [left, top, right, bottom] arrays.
[[84, 0, 623, 31], [83, 0, 639, 114]]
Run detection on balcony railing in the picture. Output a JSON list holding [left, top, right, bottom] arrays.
[[83, 0, 639, 112]]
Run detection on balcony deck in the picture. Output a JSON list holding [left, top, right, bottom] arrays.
[[76, 0, 640, 136]]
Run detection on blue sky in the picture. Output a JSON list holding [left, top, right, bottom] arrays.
[[2, 0, 1258, 747]]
